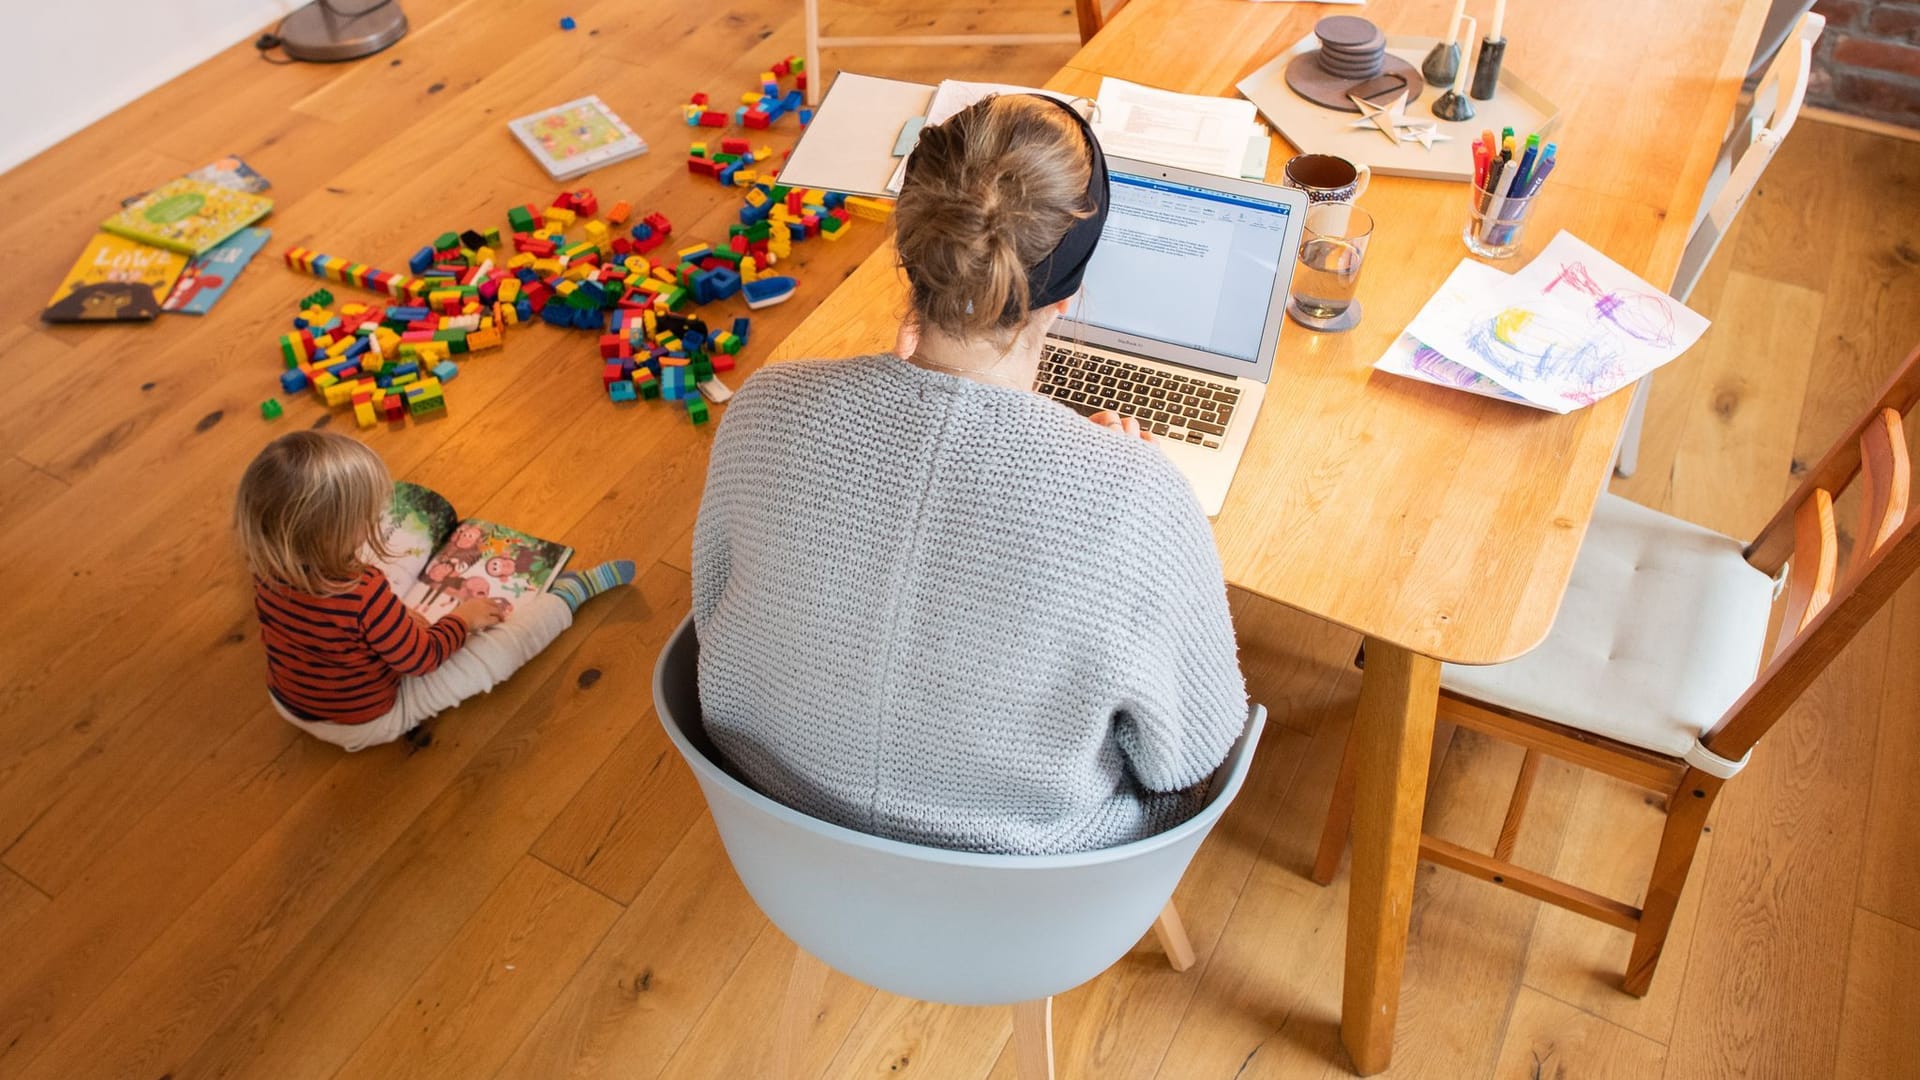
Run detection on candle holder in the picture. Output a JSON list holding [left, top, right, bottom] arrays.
[[1422, 40, 1460, 86], [1422, 0, 1467, 85], [1431, 14, 1476, 121], [1471, 36, 1506, 100]]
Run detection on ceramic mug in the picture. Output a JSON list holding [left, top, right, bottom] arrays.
[[1283, 154, 1371, 204]]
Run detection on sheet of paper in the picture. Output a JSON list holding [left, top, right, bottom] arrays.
[[1374, 332, 1539, 407], [777, 72, 935, 198], [884, 79, 1075, 194], [1092, 77, 1258, 178], [1242, 123, 1272, 179], [1397, 231, 1709, 412]]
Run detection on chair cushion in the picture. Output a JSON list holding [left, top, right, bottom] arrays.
[[1442, 493, 1776, 758]]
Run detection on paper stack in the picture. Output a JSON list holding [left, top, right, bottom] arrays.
[[1376, 232, 1709, 413]]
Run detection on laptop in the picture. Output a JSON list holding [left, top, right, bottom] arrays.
[[1039, 155, 1309, 516]]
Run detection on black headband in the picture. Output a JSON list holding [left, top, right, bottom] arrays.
[[1023, 95, 1110, 313]]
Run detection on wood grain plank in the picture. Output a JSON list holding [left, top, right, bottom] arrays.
[[0, 863, 49, 941], [493, 818, 769, 1080], [1831, 908, 1920, 1080], [1857, 579, 1920, 928], [4, 575, 633, 1080], [1664, 272, 1823, 541], [330, 857, 622, 1080], [165, 569, 685, 1080], [529, 715, 707, 905], [658, 927, 878, 1080], [0, 714, 333, 1075], [1489, 987, 1667, 1080], [1662, 609, 1891, 1078], [0, 457, 66, 533], [1521, 772, 1717, 1045]]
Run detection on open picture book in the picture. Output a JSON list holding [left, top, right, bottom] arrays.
[[378, 482, 572, 622]]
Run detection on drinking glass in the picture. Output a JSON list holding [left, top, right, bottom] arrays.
[[1288, 202, 1373, 333], [1464, 188, 1538, 259]]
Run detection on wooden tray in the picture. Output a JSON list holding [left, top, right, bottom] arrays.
[[1237, 33, 1560, 183]]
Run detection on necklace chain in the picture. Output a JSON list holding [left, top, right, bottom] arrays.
[[906, 352, 1030, 390]]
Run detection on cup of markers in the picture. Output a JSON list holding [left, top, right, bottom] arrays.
[[1465, 127, 1556, 259]]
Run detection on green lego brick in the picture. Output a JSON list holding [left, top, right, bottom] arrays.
[[686, 398, 709, 424], [433, 231, 460, 251], [507, 206, 535, 233], [260, 398, 283, 420]]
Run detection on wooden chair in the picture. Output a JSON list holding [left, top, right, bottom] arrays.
[[802, 0, 1118, 107], [1614, 9, 1823, 478], [654, 614, 1267, 1078], [1315, 341, 1920, 996]]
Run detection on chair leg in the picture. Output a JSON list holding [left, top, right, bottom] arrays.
[[803, 0, 822, 107], [1074, 0, 1104, 43], [1010, 998, 1055, 1080], [1622, 769, 1722, 997], [776, 946, 830, 1080], [1152, 900, 1197, 971], [1614, 376, 1652, 478], [1311, 726, 1360, 885], [1493, 749, 1541, 862]]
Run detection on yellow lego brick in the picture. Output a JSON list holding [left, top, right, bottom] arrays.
[[638, 279, 670, 295], [498, 278, 521, 303], [544, 206, 577, 228], [584, 220, 609, 244], [733, 170, 758, 187], [741, 92, 764, 105], [474, 246, 495, 265], [652, 265, 678, 284], [563, 263, 596, 281], [507, 252, 537, 270], [341, 302, 368, 317], [354, 401, 377, 428], [845, 195, 895, 221], [623, 255, 651, 277], [531, 258, 563, 276], [676, 243, 710, 260]]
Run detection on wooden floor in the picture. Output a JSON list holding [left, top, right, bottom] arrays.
[[1, 2, 1916, 1076]]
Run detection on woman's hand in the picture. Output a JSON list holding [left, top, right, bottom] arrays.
[[448, 597, 509, 631], [1089, 410, 1152, 442]]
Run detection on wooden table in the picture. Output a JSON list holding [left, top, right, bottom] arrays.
[[770, 0, 1768, 1071]]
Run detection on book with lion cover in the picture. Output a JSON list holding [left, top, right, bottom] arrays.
[[42, 233, 188, 323], [100, 176, 273, 256], [379, 482, 573, 623]]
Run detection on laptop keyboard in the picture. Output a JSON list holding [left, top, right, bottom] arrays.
[[1037, 344, 1239, 449]]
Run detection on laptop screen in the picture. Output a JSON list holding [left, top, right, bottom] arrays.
[[1065, 170, 1296, 366]]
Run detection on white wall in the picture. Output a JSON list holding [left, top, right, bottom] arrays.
[[3, 0, 302, 174]]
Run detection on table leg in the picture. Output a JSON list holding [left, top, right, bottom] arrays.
[[1340, 638, 1441, 1075]]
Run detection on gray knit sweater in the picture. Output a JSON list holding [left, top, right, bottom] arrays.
[[691, 354, 1248, 855]]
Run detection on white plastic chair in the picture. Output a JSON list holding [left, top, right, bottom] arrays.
[[1614, 10, 1823, 478], [653, 613, 1267, 1078]]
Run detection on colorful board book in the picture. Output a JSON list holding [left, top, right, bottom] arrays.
[[380, 482, 573, 623], [508, 95, 648, 181], [42, 233, 188, 322], [162, 227, 271, 315], [100, 177, 273, 256]]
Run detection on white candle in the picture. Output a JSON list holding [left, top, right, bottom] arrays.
[[1490, 0, 1507, 42], [1446, 0, 1467, 45]]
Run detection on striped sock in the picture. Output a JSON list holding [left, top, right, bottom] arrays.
[[551, 559, 636, 613]]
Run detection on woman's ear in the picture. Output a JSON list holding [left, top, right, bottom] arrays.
[[1052, 298, 1071, 315]]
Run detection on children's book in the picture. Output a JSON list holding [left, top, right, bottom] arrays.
[[120, 155, 272, 207], [100, 176, 274, 256], [42, 232, 189, 323], [508, 95, 649, 181], [162, 227, 271, 315], [379, 482, 573, 623]]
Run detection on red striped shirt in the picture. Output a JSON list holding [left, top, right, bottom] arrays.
[[254, 568, 469, 724]]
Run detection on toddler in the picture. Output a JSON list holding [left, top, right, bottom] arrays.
[[236, 431, 633, 751]]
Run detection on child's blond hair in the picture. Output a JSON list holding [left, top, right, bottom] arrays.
[[235, 431, 395, 595]]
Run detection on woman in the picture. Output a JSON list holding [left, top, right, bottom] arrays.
[[691, 94, 1247, 855]]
